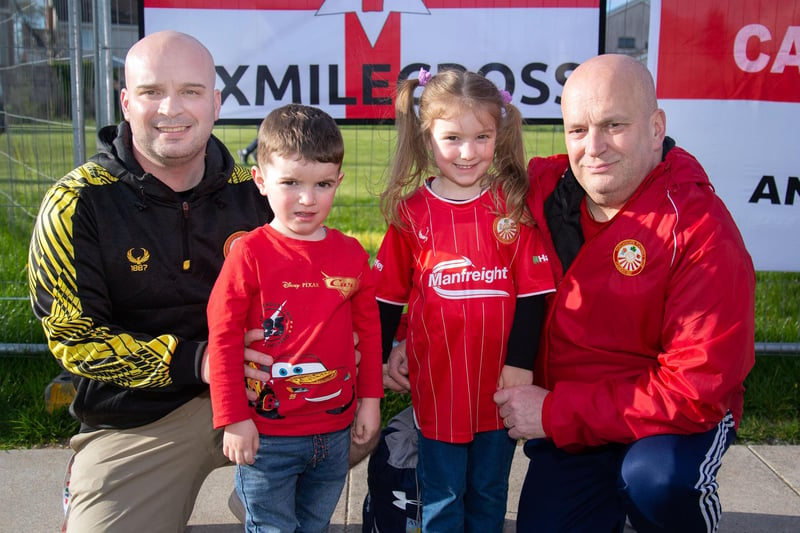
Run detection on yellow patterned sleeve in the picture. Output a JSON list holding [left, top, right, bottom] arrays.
[[28, 162, 178, 388]]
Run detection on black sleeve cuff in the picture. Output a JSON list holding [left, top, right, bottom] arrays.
[[168, 340, 207, 385], [505, 295, 546, 369], [378, 301, 404, 363]]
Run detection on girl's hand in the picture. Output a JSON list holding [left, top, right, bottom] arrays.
[[385, 340, 411, 392]]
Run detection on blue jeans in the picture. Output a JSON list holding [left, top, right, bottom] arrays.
[[416, 429, 517, 533], [235, 428, 350, 533], [517, 412, 737, 533]]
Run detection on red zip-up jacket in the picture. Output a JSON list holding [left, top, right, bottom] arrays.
[[527, 142, 755, 451]]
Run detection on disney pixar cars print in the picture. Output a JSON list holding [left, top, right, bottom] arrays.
[[247, 353, 355, 419]]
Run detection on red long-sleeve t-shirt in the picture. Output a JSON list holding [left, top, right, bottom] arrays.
[[208, 224, 383, 436]]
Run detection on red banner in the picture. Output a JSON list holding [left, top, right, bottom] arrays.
[[656, 0, 800, 102], [143, 1, 598, 8]]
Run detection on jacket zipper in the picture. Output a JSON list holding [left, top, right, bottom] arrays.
[[181, 201, 191, 271]]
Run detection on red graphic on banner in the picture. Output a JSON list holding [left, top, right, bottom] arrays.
[[344, 12, 401, 119], [657, 0, 800, 102], [143, 1, 598, 8]]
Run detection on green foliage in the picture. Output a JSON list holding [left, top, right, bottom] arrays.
[[381, 390, 413, 427]]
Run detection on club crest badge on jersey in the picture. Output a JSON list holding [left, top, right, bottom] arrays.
[[613, 239, 646, 276], [493, 215, 519, 244]]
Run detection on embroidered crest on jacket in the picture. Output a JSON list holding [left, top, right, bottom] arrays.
[[613, 239, 646, 276], [126, 248, 150, 271]]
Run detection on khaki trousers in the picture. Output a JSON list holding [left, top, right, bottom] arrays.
[[64, 392, 229, 533]]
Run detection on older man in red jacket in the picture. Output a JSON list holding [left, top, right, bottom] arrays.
[[493, 54, 755, 532]]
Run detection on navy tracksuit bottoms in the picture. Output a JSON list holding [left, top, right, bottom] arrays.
[[516, 412, 736, 532]]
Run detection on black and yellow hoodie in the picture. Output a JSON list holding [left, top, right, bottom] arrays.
[[28, 122, 273, 432]]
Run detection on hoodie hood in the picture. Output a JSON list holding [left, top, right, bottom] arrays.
[[91, 122, 235, 203], [657, 138, 712, 189]]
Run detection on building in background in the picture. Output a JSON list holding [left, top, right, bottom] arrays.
[[0, 0, 137, 123], [605, 0, 650, 61]]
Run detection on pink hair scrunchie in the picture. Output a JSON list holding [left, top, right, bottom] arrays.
[[418, 67, 432, 86], [499, 89, 512, 105]]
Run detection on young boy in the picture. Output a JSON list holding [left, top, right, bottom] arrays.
[[207, 104, 383, 532]]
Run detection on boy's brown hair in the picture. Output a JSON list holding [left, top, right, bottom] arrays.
[[256, 104, 344, 167]]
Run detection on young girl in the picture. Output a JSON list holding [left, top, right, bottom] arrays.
[[374, 69, 555, 532]]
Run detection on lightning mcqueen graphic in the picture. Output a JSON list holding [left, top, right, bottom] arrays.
[[247, 354, 354, 419]]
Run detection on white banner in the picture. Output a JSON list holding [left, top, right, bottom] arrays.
[[142, 1, 601, 122], [648, 0, 800, 271]]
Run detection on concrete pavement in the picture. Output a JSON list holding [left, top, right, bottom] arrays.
[[1, 444, 798, 532]]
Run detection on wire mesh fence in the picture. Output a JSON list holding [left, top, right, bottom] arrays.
[[0, 1, 797, 356]]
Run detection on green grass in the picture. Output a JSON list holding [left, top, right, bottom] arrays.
[[1, 353, 797, 448], [0, 355, 78, 448], [738, 355, 800, 443], [754, 272, 800, 343], [1, 122, 798, 447]]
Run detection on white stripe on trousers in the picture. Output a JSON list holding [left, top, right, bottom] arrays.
[[695, 412, 735, 532]]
